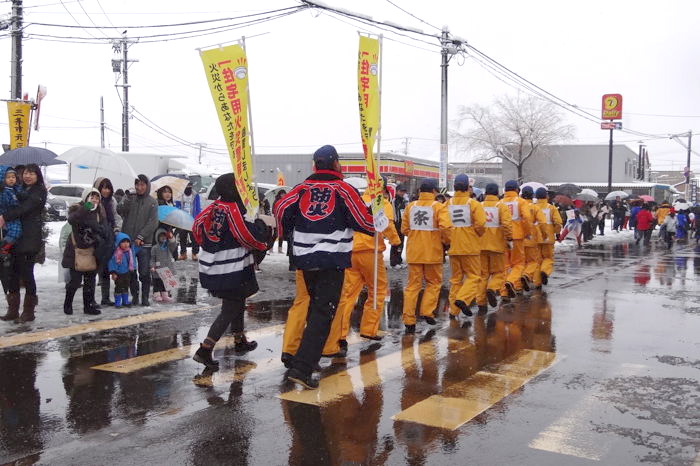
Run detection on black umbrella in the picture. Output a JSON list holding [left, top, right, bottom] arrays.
[[556, 183, 582, 196], [0, 146, 65, 166]]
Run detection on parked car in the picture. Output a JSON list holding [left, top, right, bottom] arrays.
[[202, 182, 290, 213], [47, 183, 91, 208], [45, 194, 68, 221]]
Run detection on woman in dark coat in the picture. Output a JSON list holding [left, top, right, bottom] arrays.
[[62, 188, 110, 315], [94, 177, 121, 305], [0, 164, 47, 322]]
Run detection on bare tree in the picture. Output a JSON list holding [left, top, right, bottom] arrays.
[[451, 94, 575, 182]]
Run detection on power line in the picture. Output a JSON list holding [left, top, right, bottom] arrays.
[[383, 0, 441, 32], [59, 0, 100, 39]]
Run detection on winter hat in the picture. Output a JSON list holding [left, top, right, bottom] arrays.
[[485, 183, 499, 196], [520, 186, 534, 199], [504, 180, 519, 192], [82, 187, 101, 211], [134, 174, 149, 186], [313, 145, 339, 163], [4, 167, 16, 178], [454, 174, 469, 191], [214, 173, 243, 204], [419, 178, 438, 192], [535, 187, 548, 199]]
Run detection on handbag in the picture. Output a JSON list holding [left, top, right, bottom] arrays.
[[71, 233, 97, 272]]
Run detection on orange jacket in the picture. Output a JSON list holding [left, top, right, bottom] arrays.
[[535, 199, 563, 244], [480, 194, 513, 253], [655, 206, 670, 224], [401, 192, 452, 264], [446, 192, 486, 256], [501, 191, 532, 240], [524, 200, 547, 247], [353, 194, 401, 252]]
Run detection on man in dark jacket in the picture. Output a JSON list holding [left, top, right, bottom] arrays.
[[390, 184, 407, 268], [117, 174, 158, 306], [274, 145, 374, 389]]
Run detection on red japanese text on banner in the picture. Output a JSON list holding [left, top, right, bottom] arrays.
[[200, 45, 259, 214]]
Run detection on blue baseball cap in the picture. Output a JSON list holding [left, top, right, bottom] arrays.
[[454, 174, 469, 186], [485, 183, 499, 196], [419, 178, 438, 191], [504, 180, 519, 192], [313, 145, 339, 163], [535, 187, 548, 199]]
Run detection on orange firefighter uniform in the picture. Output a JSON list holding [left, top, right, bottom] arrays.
[[479, 194, 513, 305], [535, 198, 563, 281], [446, 191, 486, 315], [322, 195, 401, 355], [502, 190, 532, 292], [523, 200, 547, 288], [401, 192, 452, 325], [281, 270, 310, 356]]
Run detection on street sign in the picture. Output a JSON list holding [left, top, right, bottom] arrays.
[[600, 121, 622, 130], [602, 93, 623, 120]]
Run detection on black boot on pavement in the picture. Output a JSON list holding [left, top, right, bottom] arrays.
[[540, 271, 549, 285], [64, 288, 77, 315], [520, 276, 531, 292], [477, 305, 488, 315], [285, 367, 319, 390], [193, 344, 220, 371], [404, 324, 416, 334], [454, 300, 472, 317], [505, 282, 517, 298], [233, 333, 258, 353], [486, 289, 498, 307], [422, 315, 437, 325], [1, 291, 20, 321], [281, 352, 294, 368]]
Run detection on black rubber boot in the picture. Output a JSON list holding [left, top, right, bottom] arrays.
[[193, 345, 220, 370], [520, 276, 531, 292], [454, 300, 473, 317], [100, 280, 114, 306], [285, 367, 319, 390], [486, 289, 498, 308], [83, 282, 101, 315], [540, 271, 549, 286], [64, 287, 77, 315]]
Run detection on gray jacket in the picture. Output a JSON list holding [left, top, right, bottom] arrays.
[[117, 178, 159, 246], [150, 227, 177, 272]]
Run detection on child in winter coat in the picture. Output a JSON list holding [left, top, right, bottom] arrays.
[[108, 232, 138, 307], [0, 167, 23, 256], [662, 210, 677, 249], [151, 227, 177, 302]]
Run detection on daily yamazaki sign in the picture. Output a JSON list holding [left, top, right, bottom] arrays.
[[602, 94, 622, 120]]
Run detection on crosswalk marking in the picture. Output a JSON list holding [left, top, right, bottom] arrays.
[[391, 349, 556, 430], [92, 323, 287, 373], [278, 334, 471, 406], [0, 310, 194, 349]]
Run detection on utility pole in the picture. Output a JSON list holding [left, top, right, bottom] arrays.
[[196, 142, 206, 165], [402, 137, 410, 156], [100, 96, 105, 149], [439, 26, 449, 189], [637, 143, 644, 180], [607, 128, 613, 194], [686, 130, 692, 199], [10, 0, 22, 99], [113, 32, 137, 152]]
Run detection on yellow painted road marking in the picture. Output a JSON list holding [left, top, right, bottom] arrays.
[[392, 349, 556, 430], [278, 335, 471, 406], [0, 310, 194, 349], [92, 323, 287, 373]]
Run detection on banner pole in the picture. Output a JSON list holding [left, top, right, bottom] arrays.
[[241, 36, 260, 219], [372, 34, 383, 313]]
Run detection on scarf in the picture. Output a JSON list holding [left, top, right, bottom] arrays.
[[114, 246, 136, 271]]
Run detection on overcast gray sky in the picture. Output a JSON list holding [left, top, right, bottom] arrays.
[[2, 0, 699, 176]]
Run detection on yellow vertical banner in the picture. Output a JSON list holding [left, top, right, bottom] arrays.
[[358, 35, 388, 231], [200, 45, 259, 214], [7, 101, 32, 149]]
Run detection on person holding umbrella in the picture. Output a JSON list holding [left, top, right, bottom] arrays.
[[0, 164, 47, 322], [117, 175, 159, 307], [175, 182, 201, 261]]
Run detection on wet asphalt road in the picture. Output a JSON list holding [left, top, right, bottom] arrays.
[[1, 236, 699, 465]]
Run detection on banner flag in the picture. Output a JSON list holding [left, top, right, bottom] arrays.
[[200, 45, 259, 214], [7, 101, 32, 149], [276, 167, 285, 186], [357, 35, 388, 231]]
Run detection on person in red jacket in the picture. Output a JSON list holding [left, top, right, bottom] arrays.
[[635, 203, 654, 246]]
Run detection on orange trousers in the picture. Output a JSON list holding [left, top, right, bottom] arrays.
[[479, 251, 506, 304], [402, 263, 443, 325], [524, 246, 542, 287], [281, 270, 310, 355], [448, 255, 481, 316], [539, 243, 554, 278], [505, 239, 526, 291], [323, 251, 387, 354]]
